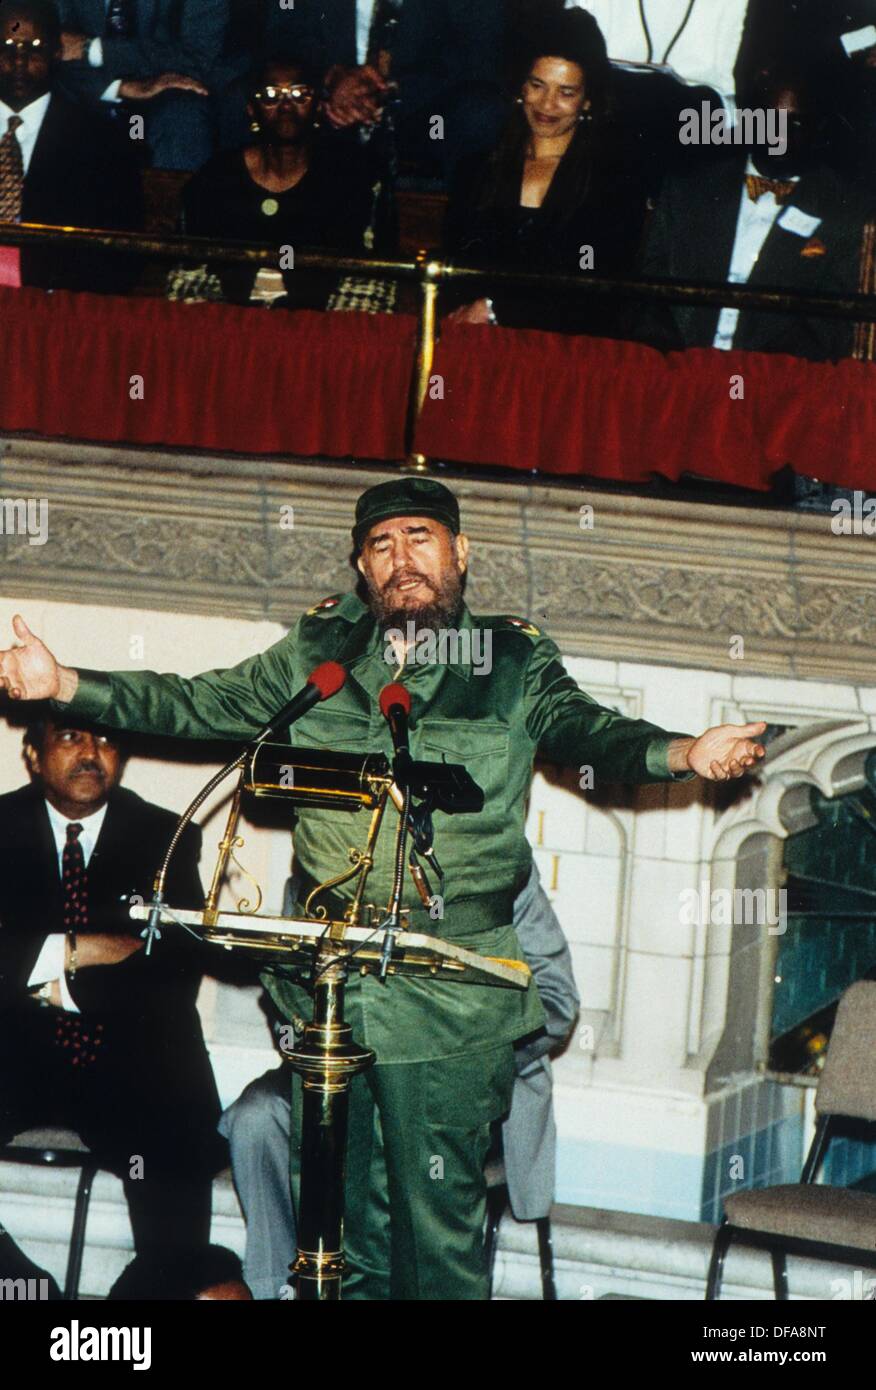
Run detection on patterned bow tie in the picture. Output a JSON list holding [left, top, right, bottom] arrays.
[[0, 114, 24, 223], [745, 173, 796, 205]]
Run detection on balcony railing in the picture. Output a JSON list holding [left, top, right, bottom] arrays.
[[3, 220, 875, 468]]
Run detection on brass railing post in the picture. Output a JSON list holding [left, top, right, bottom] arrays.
[[286, 954, 375, 1301], [404, 248, 445, 470]]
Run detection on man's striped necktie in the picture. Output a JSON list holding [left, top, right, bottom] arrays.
[[0, 114, 23, 222]]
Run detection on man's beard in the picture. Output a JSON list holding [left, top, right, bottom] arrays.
[[366, 565, 464, 633]]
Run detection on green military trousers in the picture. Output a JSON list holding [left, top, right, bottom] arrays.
[[287, 1043, 516, 1300]]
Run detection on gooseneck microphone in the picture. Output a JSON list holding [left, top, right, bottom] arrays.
[[143, 661, 347, 952], [252, 661, 347, 744], [379, 681, 412, 785]]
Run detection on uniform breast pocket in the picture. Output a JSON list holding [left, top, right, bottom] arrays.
[[419, 719, 509, 829], [293, 709, 371, 754]]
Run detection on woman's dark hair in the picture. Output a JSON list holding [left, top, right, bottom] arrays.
[[475, 9, 614, 228], [107, 1245, 247, 1301]]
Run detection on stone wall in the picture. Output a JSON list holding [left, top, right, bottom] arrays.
[[2, 436, 875, 1228]]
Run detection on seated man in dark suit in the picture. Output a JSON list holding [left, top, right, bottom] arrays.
[[0, 713, 225, 1256], [54, 0, 227, 170], [0, 0, 143, 292], [637, 58, 876, 361], [219, 0, 508, 180]]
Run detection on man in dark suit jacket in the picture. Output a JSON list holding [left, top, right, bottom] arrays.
[[638, 59, 876, 361], [0, 0, 143, 291], [54, 0, 227, 169], [0, 713, 224, 1255], [737, 3, 876, 187], [256, 0, 508, 178]]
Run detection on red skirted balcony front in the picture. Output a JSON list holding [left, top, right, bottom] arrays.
[[1, 287, 873, 490]]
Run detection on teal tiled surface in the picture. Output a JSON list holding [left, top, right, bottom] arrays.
[[774, 915, 876, 1037], [554, 1084, 814, 1224], [701, 1115, 805, 1224], [776, 782, 876, 1038], [822, 1126, 876, 1187]]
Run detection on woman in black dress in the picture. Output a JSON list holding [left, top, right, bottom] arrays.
[[444, 10, 647, 334], [183, 55, 374, 307]]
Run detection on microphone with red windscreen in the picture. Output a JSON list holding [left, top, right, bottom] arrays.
[[379, 682, 412, 784], [252, 660, 346, 742]]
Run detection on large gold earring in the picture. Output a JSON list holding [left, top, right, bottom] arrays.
[[250, 118, 261, 133], [515, 96, 524, 105]]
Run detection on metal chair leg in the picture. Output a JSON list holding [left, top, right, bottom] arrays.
[[535, 1216, 557, 1301], [64, 1162, 97, 1301], [484, 1183, 508, 1298], [771, 1246, 789, 1301], [705, 1218, 733, 1301]]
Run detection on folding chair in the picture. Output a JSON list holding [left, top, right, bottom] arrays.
[[0, 1128, 100, 1300], [706, 980, 876, 1299], [484, 1132, 557, 1301]]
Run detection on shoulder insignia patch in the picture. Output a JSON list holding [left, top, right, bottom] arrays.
[[503, 616, 541, 638], [307, 595, 342, 616]]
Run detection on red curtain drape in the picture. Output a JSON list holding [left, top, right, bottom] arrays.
[[0, 288, 414, 459], [1, 288, 875, 490], [416, 324, 876, 490]]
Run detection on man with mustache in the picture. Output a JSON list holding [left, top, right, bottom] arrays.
[[0, 477, 766, 1299], [0, 714, 224, 1260]]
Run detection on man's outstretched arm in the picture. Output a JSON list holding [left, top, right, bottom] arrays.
[[524, 629, 765, 783], [0, 614, 299, 742]]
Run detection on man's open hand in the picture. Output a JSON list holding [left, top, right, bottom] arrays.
[[75, 933, 144, 967], [681, 721, 767, 780], [119, 72, 209, 100], [0, 614, 78, 702], [59, 30, 89, 61], [323, 64, 387, 127], [445, 298, 493, 326]]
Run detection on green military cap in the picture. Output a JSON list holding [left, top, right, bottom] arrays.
[[352, 477, 460, 551]]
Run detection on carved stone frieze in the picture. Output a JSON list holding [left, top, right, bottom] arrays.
[[1, 438, 874, 683]]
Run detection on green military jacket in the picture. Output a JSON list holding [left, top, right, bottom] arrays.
[[64, 593, 692, 1062]]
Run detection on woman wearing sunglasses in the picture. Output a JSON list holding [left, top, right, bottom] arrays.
[[182, 55, 373, 307]]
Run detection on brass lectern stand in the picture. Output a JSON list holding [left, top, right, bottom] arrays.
[[132, 741, 529, 1301]]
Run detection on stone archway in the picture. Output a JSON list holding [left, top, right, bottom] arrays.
[[699, 719, 876, 1088]]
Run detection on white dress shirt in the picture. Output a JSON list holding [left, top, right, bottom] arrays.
[[0, 91, 51, 176], [87, 2, 126, 103], [27, 800, 109, 1012], [565, 0, 749, 100], [712, 160, 800, 350], [357, 0, 377, 66]]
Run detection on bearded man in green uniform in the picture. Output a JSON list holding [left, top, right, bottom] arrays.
[[0, 478, 766, 1300]]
